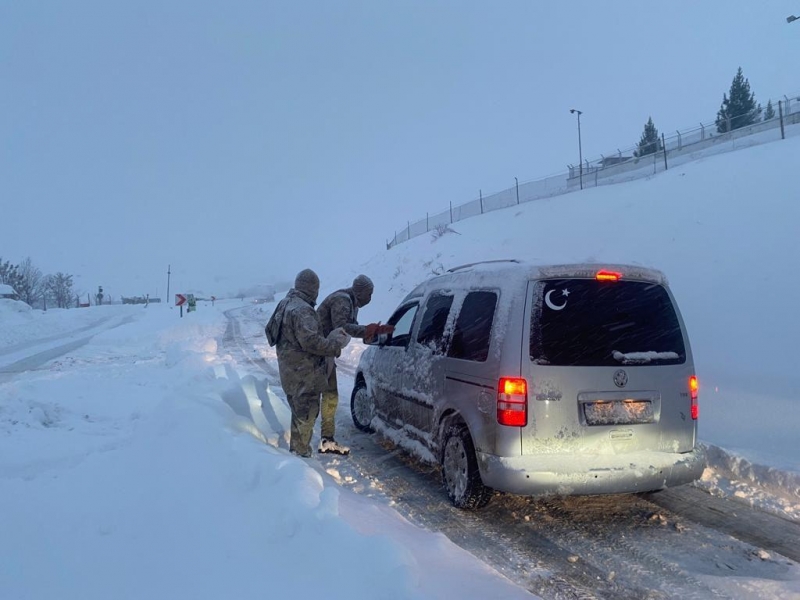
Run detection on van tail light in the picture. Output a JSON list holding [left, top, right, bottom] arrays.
[[689, 375, 699, 420], [498, 377, 528, 427], [596, 270, 622, 282]]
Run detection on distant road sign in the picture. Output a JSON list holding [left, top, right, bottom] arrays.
[[175, 294, 187, 306]]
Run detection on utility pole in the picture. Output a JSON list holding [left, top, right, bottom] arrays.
[[570, 109, 583, 189], [166, 264, 171, 307]]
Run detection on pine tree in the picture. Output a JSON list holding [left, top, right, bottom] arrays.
[[715, 67, 760, 133], [634, 117, 662, 157], [764, 99, 775, 121]]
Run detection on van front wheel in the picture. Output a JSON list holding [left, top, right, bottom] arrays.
[[441, 426, 492, 509], [350, 382, 375, 433]]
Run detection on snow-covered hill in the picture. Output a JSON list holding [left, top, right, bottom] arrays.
[[329, 134, 800, 515]]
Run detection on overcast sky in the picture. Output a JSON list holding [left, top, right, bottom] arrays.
[[2, 1, 798, 298]]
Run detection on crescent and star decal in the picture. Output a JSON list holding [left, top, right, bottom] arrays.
[[544, 288, 570, 311]]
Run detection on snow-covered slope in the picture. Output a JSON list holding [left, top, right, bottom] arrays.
[[330, 135, 800, 517]]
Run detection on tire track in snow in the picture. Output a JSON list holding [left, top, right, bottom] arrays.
[[224, 307, 799, 600]]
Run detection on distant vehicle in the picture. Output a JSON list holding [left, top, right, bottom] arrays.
[[0, 284, 19, 300], [351, 261, 704, 509]]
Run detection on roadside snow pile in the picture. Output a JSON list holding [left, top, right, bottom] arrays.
[[0, 297, 32, 318], [697, 444, 800, 523], [0, 303, 533, 599]]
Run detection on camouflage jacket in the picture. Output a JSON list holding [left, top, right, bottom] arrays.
[[317, 288, 367, 339], [270, 289, 342, 397]]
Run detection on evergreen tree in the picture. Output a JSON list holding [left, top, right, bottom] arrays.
[[764, 99, 775, 121], [715, 67, 760, 133], [634, 117, 662, 157]]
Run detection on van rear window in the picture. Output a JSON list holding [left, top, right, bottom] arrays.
[[530, 279, 686, 366]]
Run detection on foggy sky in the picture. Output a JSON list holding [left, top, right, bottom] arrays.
[[2, 1, 797, 299]]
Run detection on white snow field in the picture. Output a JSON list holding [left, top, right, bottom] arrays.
[[1, 133, 798, 599]]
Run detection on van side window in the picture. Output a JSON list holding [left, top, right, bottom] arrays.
[[416, 293, 454, 353], [386, 303, 419, 348], [447, 291, 497, 362]]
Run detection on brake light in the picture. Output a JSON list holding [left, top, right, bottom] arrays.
[[596, 270, 622, 281], [498, 377, 527, 427], [689, 375, 699, 420]]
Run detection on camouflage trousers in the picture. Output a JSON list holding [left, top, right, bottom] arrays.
[[287, 392, 321, 457], [320, 362, 339, 440]]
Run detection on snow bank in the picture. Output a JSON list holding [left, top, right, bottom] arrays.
[[0, 302, 534, 599]]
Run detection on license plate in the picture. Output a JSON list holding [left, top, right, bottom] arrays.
[[583, 400, 654, 426]]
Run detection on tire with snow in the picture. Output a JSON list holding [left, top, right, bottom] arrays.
[[441, 424, 492, 509], [350, 381, 375, 433]]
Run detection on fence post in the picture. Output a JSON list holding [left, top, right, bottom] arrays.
[[479, 190, 483, 214], [407, 221, 410, 240], [676, 130, 682, 151], [662, 133, 668, 170], [449, 201, 453, 223], [726, 115, 732, 133], [515, 177, 519, 204], [700, 123, 705, 141], [779, 100, 785, 140], [426, 213, 429, 232]]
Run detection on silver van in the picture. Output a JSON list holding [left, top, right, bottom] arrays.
[[351, 261, 705, 508]]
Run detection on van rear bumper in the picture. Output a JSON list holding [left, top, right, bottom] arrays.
[[476, 447, 706, 496]]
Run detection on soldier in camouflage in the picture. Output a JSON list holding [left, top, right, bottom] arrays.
[[265, 269, 350, 458], [316, 274, 393, 454]]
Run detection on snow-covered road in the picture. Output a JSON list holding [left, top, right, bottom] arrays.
[[226, 304, 800, 600], [1, 300, 798, 599]]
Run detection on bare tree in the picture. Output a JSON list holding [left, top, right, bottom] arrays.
[[17, 257, 44, 306], [46, 272, 74, 309]]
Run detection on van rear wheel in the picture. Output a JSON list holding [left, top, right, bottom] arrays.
[[350, 381, 375, 433], [441, 425, 492, 509]]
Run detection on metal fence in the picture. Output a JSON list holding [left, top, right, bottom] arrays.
[[387, 93, 800, 249]]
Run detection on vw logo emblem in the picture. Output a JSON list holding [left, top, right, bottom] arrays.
[[613, 369, 628, 388]]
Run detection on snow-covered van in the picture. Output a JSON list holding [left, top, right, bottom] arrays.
[[351, 261, 705, 508]]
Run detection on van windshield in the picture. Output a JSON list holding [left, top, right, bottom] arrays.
[[530, 279, 686, 366]]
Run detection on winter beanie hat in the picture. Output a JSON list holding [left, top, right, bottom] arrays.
[[352, 274, 374, 307], [295, 269, 320, 303]]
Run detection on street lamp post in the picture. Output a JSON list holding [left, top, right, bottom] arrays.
[[570, 109, 583, 189]]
